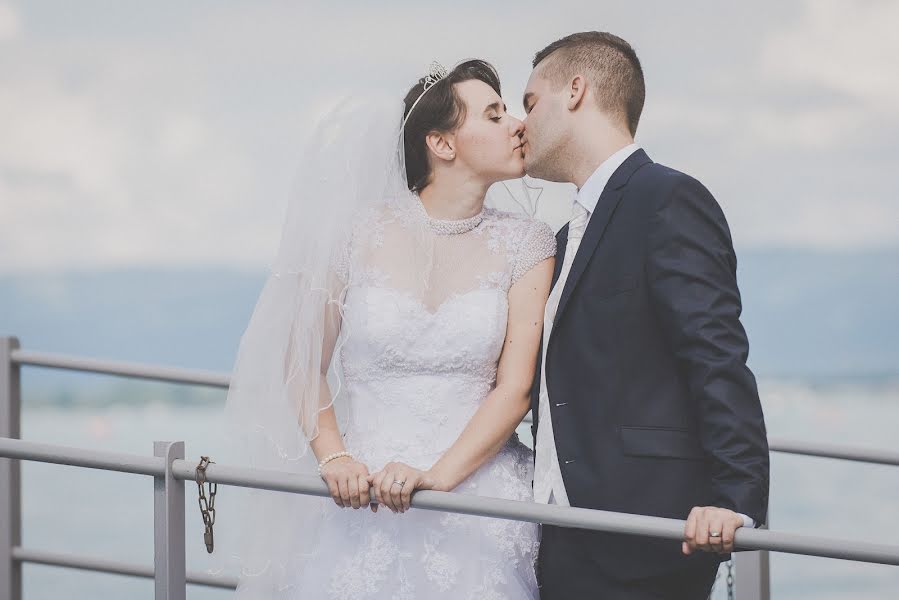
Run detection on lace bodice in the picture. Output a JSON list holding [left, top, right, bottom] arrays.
[[337, 195, 555, 307], [336, 196, 555, 467]]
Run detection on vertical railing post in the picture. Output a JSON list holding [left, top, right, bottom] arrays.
[[0, 337, 22, 600], [154, 441, 186, 600], [734, 523, 771, 600]]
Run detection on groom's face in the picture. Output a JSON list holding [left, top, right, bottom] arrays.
[[521, 66, 568, 182]]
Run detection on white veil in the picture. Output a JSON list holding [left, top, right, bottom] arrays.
[[218, 91, 417, 596]]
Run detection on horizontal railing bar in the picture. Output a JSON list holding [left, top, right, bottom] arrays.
[[11, 546, 237, 589], [9, 350, 230, 389], [0, 438, 164, 476], [169, 459, 899, 566], [521, 415, 899, 466], [2, 437, 898, 567], [767, 436, 899, 466], [11, 348, 899, 467]]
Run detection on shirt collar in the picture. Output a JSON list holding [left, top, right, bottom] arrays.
[[575, 143, 641, 214]]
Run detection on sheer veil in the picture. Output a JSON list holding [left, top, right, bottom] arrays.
[[217, 90, 417, 596]]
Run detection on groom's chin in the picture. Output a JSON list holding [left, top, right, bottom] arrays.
[[522, 155, 540, 179], [522, 159, 533, 177]]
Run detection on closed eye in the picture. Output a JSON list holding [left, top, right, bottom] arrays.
[[486, 101, 507, 123]]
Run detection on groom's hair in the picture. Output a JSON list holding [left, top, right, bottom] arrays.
[[533, 32, 644, 136], [402, 59, 501, 193]]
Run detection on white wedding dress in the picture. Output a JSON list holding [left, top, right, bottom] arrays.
[[283, 194, 556, 599]]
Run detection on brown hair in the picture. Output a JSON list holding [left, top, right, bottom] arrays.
[[533, 32, 645, 136]]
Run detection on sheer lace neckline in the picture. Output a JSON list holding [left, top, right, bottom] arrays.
[[413, 193, 485, 235]]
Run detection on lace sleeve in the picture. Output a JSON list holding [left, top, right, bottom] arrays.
[[511, 218, 556, 285]]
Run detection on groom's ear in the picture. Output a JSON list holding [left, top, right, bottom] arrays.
[[425, 131, 456, 162], [566, 75, 588, 112]]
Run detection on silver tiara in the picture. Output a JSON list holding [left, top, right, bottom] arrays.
[[402, 61, 449, 128]]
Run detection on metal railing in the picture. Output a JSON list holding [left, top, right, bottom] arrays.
[[2, 336, 898, 599]]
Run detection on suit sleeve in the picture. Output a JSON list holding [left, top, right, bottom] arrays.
[[645, 176, 769, 525]]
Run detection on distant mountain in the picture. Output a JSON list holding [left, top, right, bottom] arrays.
[[1, 267, 264, 372], [1, 249, 897, 398], [736, 248, 898, 379]]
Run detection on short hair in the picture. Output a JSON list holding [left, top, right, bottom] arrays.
[[402, 59, 501, 192], [533, 32, 645, 136]]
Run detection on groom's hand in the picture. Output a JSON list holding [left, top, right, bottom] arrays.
[[682, 506, 743, 555]]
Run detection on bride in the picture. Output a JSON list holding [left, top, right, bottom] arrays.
[[224, 59, 555, 599]]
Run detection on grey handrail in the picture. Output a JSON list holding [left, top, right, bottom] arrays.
[[0, 438, 164, 476], [2, 437, 898, 567], [9, 348, 899, 467], [767, 436, 899, 467], [10, 547, 236, 589], [10, 350, 229, 388]]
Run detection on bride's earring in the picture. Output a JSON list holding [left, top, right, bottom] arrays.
[[449, 153, 455, 160]]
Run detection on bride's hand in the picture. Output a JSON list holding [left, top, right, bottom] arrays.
[[367, 462, 441, 514], [319, 457, 371, 510]]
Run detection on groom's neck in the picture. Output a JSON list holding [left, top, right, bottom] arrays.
[[569, 118, 634, 189]]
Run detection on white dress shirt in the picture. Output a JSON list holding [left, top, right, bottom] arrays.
[[531, 143, 755, 528]]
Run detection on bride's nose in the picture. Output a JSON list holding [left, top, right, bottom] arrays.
[[509, 116, 524, 138]]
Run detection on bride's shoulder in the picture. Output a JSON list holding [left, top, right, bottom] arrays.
[[483, 208, 555, 244], [482, 209, 556, 277]]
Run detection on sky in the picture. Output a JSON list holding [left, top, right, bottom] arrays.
[[1, 0, 898, 272]]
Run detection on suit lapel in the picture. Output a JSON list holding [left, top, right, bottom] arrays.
[[551, 224, 569, 289], [553, 149, 651, 326]]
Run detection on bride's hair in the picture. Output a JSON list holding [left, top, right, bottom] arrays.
[[402, 59, 501, 192]]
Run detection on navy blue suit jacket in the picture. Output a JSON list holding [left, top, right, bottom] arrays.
[[531, 149, 769, 579]]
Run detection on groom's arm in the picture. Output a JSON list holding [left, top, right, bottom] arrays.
[[645, 175, 770, 535]]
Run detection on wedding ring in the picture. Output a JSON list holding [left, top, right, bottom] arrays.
[[392, 480, 405, 487], [710, 531, 721, 538]]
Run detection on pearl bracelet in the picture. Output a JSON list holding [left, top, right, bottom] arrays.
[[317, 451, 354, 475]]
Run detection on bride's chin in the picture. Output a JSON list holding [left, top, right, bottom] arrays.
[[489, 161, 526, 184], [496, 171, 526, 184], [507, 160, 526, 179]]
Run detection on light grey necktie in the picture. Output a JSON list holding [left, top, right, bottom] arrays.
[[547, 201, 590, 324]]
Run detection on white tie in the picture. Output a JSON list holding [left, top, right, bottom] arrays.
[[534, 201, 590, 506]]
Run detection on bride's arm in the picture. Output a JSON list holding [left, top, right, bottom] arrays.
[[307, 293, 346, 459], [304, 279, 373, 510], [368, 255, 554, 513], [426, 257, 553, 490]]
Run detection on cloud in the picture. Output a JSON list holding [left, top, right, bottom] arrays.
[[760, 0, 899, 117], [1, 1, 897, 273], [0, 54, 268, 271], [0, 2, 20, 42]]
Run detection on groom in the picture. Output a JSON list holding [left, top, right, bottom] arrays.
[[523, 32, 770, 599]]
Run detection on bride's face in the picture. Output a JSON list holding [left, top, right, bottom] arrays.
[[450, 80, 525, 184]]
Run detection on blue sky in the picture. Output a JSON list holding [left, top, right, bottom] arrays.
[[1, 1, 898, 272]]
